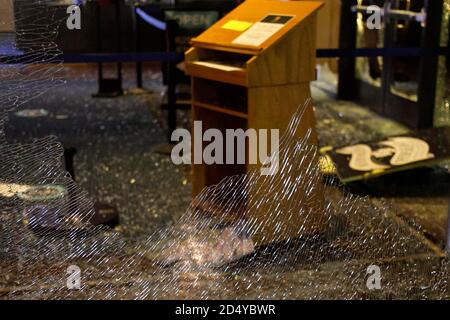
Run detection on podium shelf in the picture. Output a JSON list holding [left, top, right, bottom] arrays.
[[186, 47, 252, 86], [192, 78, 248, 113], [193, 101, 248, 119]]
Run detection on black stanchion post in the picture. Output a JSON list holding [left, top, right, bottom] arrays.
[[381, 1, 394, 116], [116, 0, 123, 92], [94, 0, 124, 97], [447, 18, 450, 71], [63, 146, 120, 228], [63, 147, 77, 180], [96, 1, 104, 95], [338, 0, 357, 100], [417, 0, 444, 129], [166, 19, 178, 143], [135, 5, 143, 88], [447, 191, 450, 255]]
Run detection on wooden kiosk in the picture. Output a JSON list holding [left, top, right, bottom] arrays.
[[185, 0, 324, 245]]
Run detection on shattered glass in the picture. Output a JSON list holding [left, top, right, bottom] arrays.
[[0, 0, 449, 300], [435, 0, 450, 128]]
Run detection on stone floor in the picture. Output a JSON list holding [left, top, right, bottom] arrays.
[[1, 63, 449, 299], [4, 63, 449, 247]]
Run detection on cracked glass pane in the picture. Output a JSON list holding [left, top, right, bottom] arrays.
[[0, 0, 449, 300]]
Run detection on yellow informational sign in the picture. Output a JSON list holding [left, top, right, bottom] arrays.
[[221, 20, 253, 32]]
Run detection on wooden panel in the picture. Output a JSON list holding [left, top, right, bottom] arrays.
[[247, 14, 318, 87], [192, 77, 248, 113], [247, 84, 324, 246], [247, 83, 317, 144], [0, 0, 14, 32], [306, 0, 341, 72], [308, 0, 339, 49], [191, 104, 248, 196], [193, 101, 248, 119], [191, 0, 323, 52], [247, 147, 325, 246]]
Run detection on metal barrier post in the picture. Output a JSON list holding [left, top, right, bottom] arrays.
[[447, 191, 450, 255], [134, 5, 143, 88], [166, 20, 178, 143], [338, 0, 357, 100]]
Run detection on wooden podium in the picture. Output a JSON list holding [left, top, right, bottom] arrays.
[[185, 0, 325, 245]]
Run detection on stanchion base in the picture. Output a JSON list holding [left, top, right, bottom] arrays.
[[126, 88, 154, 95], [93, 79, 124, 98], [92, 202, 120, 228], [153, 143, 175, 156]]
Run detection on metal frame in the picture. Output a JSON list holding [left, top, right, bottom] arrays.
[[338, 0, 444, 129], [94, 0, 124, 97], [137, 1, 237, 142], [338, 0, 358, 100], [447, 191, 450, 255]]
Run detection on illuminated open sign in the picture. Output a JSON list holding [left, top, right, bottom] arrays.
[[164, 11, 219, 30]]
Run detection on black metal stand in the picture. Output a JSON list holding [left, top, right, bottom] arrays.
[[94, 0, 124, 98], [337, 0, 357, 100], [135, 5, 143, 89], [447, 191, 450, 255], [165, 19, 178, 143], [337, 0, 445, 129], [447, 19, 450, 71], [64, 147, 77, 180], [63, 147, 119, 228]]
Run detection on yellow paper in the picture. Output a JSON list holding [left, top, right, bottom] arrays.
[[221, 20, 253, 32]]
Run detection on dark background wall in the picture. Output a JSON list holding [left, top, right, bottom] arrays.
[[14, 1, 164, 54], [0, 0, 14, 32]]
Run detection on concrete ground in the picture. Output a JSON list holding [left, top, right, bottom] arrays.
[[2, 63, 449, 299]]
